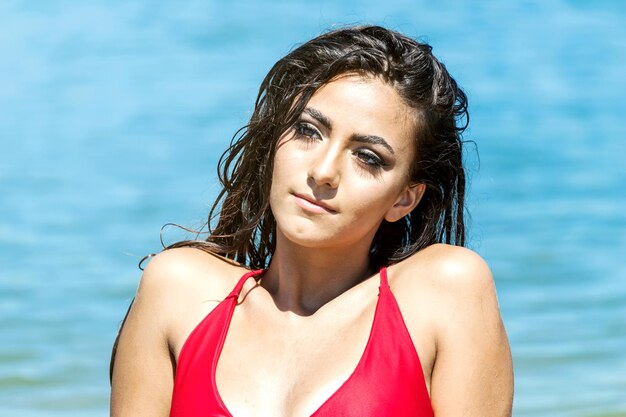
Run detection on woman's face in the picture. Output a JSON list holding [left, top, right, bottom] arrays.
[[269, 74, 425, 250]]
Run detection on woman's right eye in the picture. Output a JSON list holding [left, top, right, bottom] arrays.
[[294, 122, 321, 141]]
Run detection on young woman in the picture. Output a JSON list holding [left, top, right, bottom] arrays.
[[110, 25, 513, 416]]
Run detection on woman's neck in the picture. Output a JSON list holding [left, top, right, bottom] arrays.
[[262, 232, 375, 316]]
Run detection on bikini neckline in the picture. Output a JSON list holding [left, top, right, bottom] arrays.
[[212, 266, 389, 417]]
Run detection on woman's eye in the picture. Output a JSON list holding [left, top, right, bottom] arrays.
[[355, 150, 386, 170], [294, 122, 321, 141]]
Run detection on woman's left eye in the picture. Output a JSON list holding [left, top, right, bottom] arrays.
[[354, 150, 386, 169]]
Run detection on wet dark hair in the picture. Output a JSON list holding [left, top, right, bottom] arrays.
[[111, 24, 471, 383], [164, 24, 469, 270]]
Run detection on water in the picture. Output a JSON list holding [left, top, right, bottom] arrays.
[[1, 1, 624, 415]]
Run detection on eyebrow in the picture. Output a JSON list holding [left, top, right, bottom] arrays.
[[302, 107, 396, 155], [303, 107, 333, 130], [351, 134, 395, 155]]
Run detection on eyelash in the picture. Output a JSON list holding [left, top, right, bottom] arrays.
[[293, 121, 388, 172], [294, 122, 321, 141]]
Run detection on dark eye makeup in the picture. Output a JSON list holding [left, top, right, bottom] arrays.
[[354, 149, 387, 169], [293, 120, 389, 173], [294, 121, 321, 141]]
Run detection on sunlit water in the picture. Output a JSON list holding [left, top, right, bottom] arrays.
[[1, 1, 624, 416]]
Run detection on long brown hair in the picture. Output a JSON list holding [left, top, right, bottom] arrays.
[[158, 25, 469, 270], [112, 25, 471, 383]]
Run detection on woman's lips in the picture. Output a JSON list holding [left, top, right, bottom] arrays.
[[293, 194, 337, 214]]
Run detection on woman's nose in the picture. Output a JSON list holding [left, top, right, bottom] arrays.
[[307, 146, 341, 188]]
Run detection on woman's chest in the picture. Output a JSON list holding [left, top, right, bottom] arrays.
[[169, 276, 435, 417], [214, 297, 378, 416]]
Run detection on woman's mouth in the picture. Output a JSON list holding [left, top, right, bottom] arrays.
[[292, 193, 337, 214]]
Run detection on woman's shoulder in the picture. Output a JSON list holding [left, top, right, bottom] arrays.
[[138, 246, 248, 299], [392, 243, 495, 298], [393, 245, 513, 415], [390, 243, 502, 344], [133, 247, 250, 327]]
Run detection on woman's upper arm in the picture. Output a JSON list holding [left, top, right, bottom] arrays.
[[429, 247, 514, 417], [110, 253, 180, 417]]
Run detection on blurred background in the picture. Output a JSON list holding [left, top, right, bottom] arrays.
[[1, 1, 624, 416]]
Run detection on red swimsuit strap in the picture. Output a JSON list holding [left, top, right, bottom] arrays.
[[227, 269, 265, 298], [378, 265, 389, 289]]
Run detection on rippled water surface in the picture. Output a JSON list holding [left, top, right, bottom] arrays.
[[1, 1, 625, 416]]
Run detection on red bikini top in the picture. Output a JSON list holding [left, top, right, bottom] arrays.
[[169, 267, 433, 416]]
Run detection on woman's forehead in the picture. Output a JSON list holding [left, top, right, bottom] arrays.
[[304, 74, 418, 150]]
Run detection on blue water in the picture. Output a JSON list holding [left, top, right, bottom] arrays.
[[1, 1, 625, 416]]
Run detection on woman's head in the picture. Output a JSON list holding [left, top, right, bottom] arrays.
[[169, 25, 469, 269], [269, 73, 426, 258]]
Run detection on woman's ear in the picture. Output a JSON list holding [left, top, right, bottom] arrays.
[[384, 183, 426, 223]]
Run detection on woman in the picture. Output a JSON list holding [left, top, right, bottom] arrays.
[[110, 25, 513, 416]]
